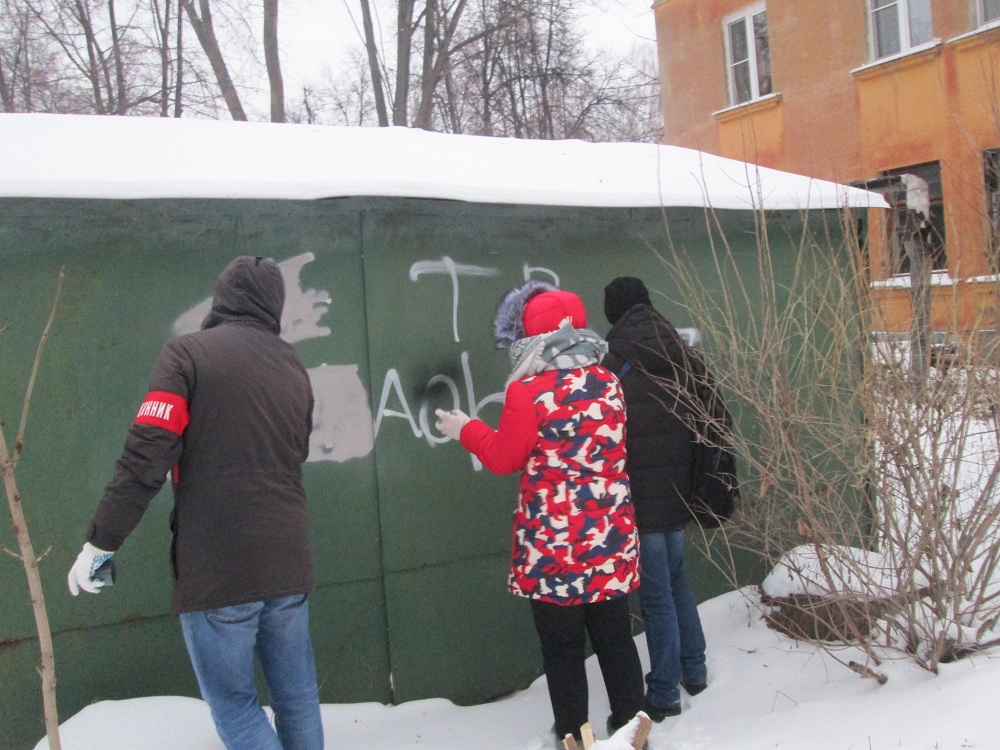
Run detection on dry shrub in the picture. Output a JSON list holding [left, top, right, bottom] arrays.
[[655, 201, 1000, 676]]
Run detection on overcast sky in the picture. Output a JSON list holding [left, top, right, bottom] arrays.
[[275, 0, 658, 107]]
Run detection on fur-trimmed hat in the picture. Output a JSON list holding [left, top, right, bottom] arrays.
[[492, 280, 555, 348], [523, 290, 587, 337], [603, 276, 652, 325]]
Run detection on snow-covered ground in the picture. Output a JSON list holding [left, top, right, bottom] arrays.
[[36, 588, 1000, 750]]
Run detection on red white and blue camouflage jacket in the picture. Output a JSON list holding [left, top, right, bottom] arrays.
[[461, 364, 640, 606]]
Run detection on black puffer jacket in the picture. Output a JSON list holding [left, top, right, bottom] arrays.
[[603, 304, 705, 532], [87, 257, 315, 614]]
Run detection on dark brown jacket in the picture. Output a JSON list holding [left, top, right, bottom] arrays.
[[88, 257, 315, 614]]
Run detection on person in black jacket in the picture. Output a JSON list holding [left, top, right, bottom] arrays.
[[601, 276, 708, 722], [68, 256, 323, 750]]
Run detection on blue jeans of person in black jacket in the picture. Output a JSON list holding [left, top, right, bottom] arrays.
[[638, 528, 707, 712]]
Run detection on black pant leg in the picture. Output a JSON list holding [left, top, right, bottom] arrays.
[[529, 598, 589, 740], [583, 595, 645, 730]]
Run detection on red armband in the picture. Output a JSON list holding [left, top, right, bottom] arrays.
[[134, 390, 190, 435]]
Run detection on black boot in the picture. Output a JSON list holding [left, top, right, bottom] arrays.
[[642, 697, 681, 723], [682, 680, 707, 696]]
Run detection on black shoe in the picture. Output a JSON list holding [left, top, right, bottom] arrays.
[[642, 698, 681, 723], [682, 681, 707, 696]]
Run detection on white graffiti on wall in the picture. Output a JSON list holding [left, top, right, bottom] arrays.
[[409, 256, 499, 343], [373, 352, 505, 471], [521, 263, 558, 288], [308, 363, 375, 462], [173, 252, 333, 343], [171, 252, 591, 468], [172, 251, 369, 463]]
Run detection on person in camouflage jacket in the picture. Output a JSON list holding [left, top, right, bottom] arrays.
[[435, 281, 644, 746]]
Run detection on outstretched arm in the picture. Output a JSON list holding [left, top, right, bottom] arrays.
[[459, 381, 539, 475]]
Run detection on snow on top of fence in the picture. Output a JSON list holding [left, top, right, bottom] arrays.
[[2, 113, 887, 211]]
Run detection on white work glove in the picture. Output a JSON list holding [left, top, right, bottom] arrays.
[[434, 408, 470, 441], [67, 542, 114, 596]]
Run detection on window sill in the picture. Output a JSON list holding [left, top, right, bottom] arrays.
[[712, 92, 782, 123], [948, 20, 1000, 51], [870, 270, 955, 289], [851, 39, 942, 79]]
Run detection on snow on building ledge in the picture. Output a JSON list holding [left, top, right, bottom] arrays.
[[1, 113, 887, 211]]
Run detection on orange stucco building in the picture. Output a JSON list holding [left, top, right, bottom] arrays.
[[655, 0, 1000, 347]]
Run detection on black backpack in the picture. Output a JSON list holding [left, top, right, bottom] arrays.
[[688, 433, 739, 529], [619, 346, 739, 529], [685, 355, 740, 528]]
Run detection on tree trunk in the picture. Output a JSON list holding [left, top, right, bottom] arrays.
[[73, 0, 106, 113], [263, 0, 285, 122], [108, 0, 127, 113], [908, 235, 932, 384], [0, 58, 13, 112], [180, 0, 247, 120], [174, 3, 184, 117], [359, 0, 388, 126], [413, 0, 469, 131], [1, 427, 61, 750], [152, 0, 171, 116], [0, 267, 66, 750], [413, 0, 436, 129], [392, 0, 414, 126]]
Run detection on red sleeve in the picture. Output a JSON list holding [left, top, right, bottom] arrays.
[[460, 380, 539, 475]]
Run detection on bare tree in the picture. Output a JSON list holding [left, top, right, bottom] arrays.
[[392, 0, 413, 125], [149, 0, 176, 116], [262, 0, 283, 121], [358, 0, 388, 125], [0, 0, 659, 138], [412, 0, 469, 130], [1, 269, 66, 750], [173, 0, 182, 115], [3, 0, 184, 115], [178, 0, 245, 119], [424, 0, 659, 141], [288, 50, 380, 126], [0, 0, 32, 111]]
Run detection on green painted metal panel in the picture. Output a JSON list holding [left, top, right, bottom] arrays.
[[309, 580, 392, 704], [0, 194, 853, 750], [382, 556, 541, 705]]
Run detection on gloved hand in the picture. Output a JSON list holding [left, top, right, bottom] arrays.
[[434, 408, 470, 441], [67, 542, 114, 596]]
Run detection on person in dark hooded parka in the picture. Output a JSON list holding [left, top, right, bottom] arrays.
[[68, 256, 324, 750], [601, 276, 709, 722]]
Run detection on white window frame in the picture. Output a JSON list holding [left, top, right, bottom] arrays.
[[868, 0, 934, 60], [722, 3, 771, 107], [981, 0, 1000, 26]]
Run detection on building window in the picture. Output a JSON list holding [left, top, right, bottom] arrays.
[[986, 150, 1000, 273], [869, 0, 933, 60], [983, 0, 1000, 25], [724, 4, 772, 106], [882, 162, 947, 275]]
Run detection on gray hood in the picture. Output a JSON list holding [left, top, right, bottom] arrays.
[[202, 256, 284, 334]]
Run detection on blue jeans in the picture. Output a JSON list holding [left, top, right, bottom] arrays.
[[637, 529, 707, 710], [180, 594, 324, 750]]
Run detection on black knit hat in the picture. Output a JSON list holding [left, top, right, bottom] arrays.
[[604, 276, 651, 325]]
